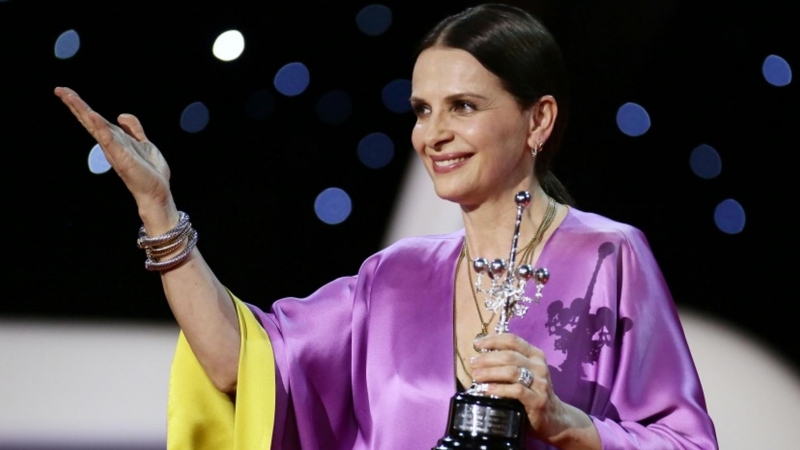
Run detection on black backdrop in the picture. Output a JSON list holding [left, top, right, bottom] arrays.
[[2, 0, 797, 370]]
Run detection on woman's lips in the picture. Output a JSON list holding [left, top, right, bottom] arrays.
[[431, 154, 472, 174]]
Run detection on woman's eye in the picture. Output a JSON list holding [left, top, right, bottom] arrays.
[[454, 101, 476, 113], [413, 104, 431, 117]]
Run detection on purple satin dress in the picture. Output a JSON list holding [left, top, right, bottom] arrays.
[[248, 208, 718, 449]]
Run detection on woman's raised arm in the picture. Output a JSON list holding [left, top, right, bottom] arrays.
[[55, 86, 241, 393]]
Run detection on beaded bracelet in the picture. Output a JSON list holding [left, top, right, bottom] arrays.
[[137, 211, 198, 272]]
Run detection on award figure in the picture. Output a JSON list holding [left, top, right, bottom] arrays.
[[433, 191, 550, 450]]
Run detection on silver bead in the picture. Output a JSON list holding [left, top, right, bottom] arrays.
[[514, 191, 531, 208], [473, 257, 490, 274], [517, 264, 534, 280], [488, 259, 506, 279], [534, 268, 550, 284]]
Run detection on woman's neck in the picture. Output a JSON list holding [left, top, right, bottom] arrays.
[[460, 182, 551, 261]]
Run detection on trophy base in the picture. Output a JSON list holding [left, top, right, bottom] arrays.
[[432, 391, 526, 450]]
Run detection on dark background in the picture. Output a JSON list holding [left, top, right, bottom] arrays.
[[1, 0, 796, 370]]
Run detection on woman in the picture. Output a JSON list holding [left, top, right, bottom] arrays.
[[55, 3, 717, 449]]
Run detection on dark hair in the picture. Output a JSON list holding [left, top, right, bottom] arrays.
[[416, 3, 574, 205]]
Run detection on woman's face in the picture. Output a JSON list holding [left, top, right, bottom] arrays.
[[410, 47, 535, 207]]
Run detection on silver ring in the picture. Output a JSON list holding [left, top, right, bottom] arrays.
[[517, 367, 533, 388]]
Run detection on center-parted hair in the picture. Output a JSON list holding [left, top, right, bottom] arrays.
[[416, 3, 573, 205]]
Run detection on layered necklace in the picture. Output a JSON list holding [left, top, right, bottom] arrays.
[[454, 195, 557, 380]]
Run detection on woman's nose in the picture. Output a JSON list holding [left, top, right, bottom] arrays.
[[423, 112, 454, 150]]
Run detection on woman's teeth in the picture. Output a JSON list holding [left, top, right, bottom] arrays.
[[434, 156, 467, 167]]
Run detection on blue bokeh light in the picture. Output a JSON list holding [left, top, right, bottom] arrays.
[[382, 79, 411, 113], [762, 54, 792, 87], [87, 144, 111, 174], [246, 89, 276, 120], [180, 101, 210, 133], [316, 90, 353, 125], [55, 29, 80, 59], [714, 199, 746, 235], [314, 188, 352, 225], [274, 62, 310, 97], [356, 4, 393, 36], [689, 144, 722, 179], [358, 132, 394, 169], [616, 102, 651, 137]]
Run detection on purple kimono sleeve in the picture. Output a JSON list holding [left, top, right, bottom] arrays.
[[592, 227, 718, 449], [246, 275, 362, 450]]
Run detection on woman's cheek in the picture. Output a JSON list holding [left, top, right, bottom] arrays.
[[411, 125, 425, 154]]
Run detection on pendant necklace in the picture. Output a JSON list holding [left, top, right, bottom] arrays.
[[462, 195, 557, 352]]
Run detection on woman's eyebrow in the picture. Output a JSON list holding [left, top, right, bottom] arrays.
[[409, 92, 489, 103]]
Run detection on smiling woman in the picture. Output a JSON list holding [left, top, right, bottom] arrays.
[[54, 3, 717, 450], [410, 47, 553, 207]]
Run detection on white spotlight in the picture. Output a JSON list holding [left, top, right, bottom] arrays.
[[212, 30, 245, 62]]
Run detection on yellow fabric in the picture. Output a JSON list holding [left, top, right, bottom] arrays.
[[167, 294, 275, 449]]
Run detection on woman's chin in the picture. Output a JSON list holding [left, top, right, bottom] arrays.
[[431, 181, 459, 200], [432, 184, 475, 207]]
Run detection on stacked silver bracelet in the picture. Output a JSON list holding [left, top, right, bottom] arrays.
[[137, 211, 198, 272]]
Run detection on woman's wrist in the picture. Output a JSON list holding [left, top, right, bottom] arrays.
[[138, 195, 180, 236], [543, 402, 601, 450]]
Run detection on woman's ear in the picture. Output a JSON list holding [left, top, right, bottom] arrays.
[[526, 95, 558, 149]]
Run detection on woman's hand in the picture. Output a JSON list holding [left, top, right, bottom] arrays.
[[472, 333, 601, 449], [54, 86, 179, 233]]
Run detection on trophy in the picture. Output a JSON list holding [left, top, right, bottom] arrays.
[[433, 191, 550, 450]]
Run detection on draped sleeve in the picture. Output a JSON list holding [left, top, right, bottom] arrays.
[[588, 224, 718, 449], [246, 234, 461, 449], [246, 277, 356, 449], [247, 251, 382, 450], [167, 291, 276, 450], [167, 267, 376, 450], [167, 233, 462, 450]]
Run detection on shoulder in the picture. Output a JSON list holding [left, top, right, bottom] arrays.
[[561, 207, 649, 247], [563, 207, 643, 237], [552, 207, 657, 266]]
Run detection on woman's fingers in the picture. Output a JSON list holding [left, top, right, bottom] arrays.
[[469, 333, 580, 442], [56, 87, 146, 152], [58, 93, 93, 133], [483, 380, 538, 405], [55, 86, 174, 211], [56, 87, 136, 166], [471, 349, 529, 371], [474, 333, 544, 360], [471, 363, 523, 384], [89, 112, 115, 148], [117, 113, 148, 143], [87, 111, 124, 167], [55, 87, 98, 134], [470, 333, 550, 385], [54, 86, 77, 97]]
